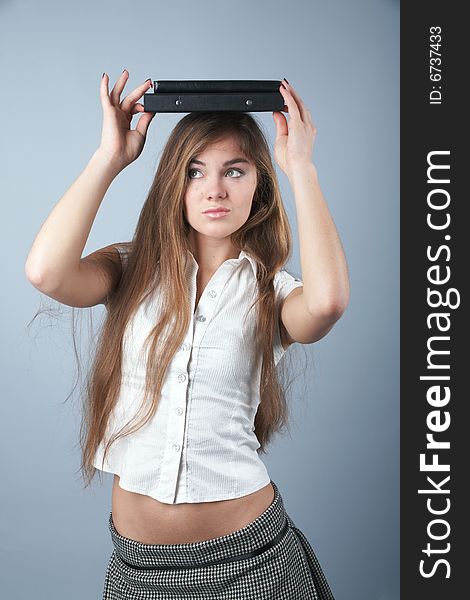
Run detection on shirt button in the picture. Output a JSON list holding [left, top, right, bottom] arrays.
[[176, 407, 183, 415], [172, 443, 180, 451], [208, 290, 217, 298], [196, 315, 206, 322], [182, 343, 191, 351], [177, 373, 187, 383]]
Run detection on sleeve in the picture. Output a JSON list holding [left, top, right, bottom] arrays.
[[273, 268, 304, 365]]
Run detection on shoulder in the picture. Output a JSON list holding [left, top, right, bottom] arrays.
[[273, 268, 303, 305], [272, 267, 304, 356]]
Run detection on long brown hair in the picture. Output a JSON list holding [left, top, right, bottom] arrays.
[[76, 111, 302, 488]]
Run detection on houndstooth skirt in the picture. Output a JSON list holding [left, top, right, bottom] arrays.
[[102, 480, 335, 599]]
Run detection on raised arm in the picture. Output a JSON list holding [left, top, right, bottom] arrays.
[[273, 79, 350, 346], [25, 70, 155, 307]]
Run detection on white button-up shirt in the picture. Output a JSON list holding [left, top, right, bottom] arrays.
[[93, 248, 303, 503]]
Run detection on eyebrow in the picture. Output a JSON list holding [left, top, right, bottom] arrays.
[[188, 157, 251, 167]]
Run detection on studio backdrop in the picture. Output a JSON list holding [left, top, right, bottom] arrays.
[[0, 1, 399, 598]]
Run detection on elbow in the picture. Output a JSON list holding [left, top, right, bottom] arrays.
[[323, 302, 348, 321], [25, 259, 43, 287], [25, 254, 47, 287], [307, 295, 349, 320], [332, 294, 350, 318], [24, 260, 58, 293]]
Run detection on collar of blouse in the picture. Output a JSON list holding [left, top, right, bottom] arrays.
[[186, 249, 258, 277]]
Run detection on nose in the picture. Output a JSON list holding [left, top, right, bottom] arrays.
[[207, 191, 227, 200], [204, 178, 228, 200]]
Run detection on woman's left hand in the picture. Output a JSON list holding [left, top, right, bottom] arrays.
[[272, 79, 317, 180]]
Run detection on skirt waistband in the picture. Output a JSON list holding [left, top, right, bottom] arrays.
[[108, 479, 289, 569]]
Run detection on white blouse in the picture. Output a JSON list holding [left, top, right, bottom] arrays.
[[92, 247, 303, 503]]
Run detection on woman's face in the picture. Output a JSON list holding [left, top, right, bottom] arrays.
[[183, 136, 258, 244]]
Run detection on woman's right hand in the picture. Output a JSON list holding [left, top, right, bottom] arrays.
[[97, 69, 155, 172]]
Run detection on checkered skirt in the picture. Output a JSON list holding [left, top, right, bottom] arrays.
[[102, 480, 335, 599]]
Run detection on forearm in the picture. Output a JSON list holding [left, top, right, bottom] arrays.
[[288, 162, 350, 314], [25, 149, 121, 289]]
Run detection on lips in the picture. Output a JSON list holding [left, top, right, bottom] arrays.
[[203, 208, 230, 214]]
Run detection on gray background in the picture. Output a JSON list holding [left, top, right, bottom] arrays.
[[1, 0, 399, 598]]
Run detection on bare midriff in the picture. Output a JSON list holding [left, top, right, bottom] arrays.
[[111, 474, 275, 544]]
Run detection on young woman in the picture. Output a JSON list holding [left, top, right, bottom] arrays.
[[25, 69, 349, 599]]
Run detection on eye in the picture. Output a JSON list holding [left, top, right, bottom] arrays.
[[187, 168, 245, 179], [226, 168, 244, 177]]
